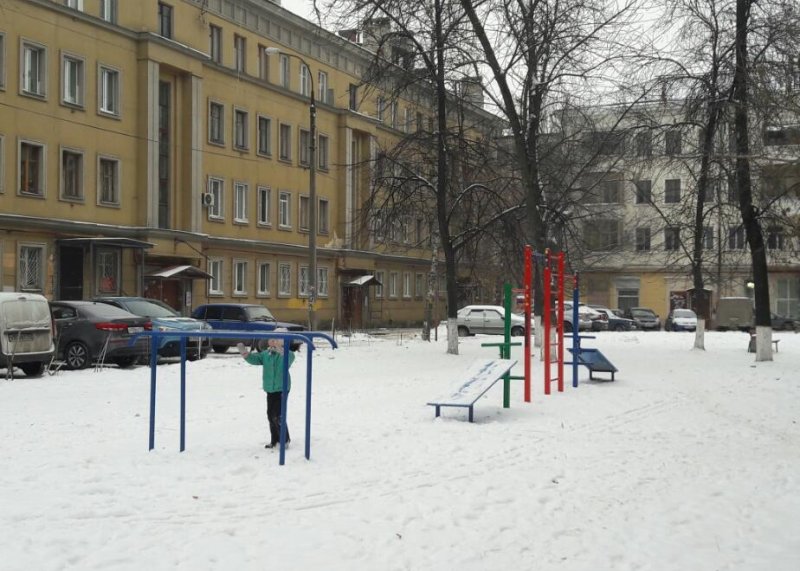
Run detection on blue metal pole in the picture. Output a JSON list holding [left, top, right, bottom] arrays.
[[573, 275, 580, 388], [279, 336, 289, 466], [305, 340, 313, 460], [148, 335, 158, 450], [179, 336, 187, 452]]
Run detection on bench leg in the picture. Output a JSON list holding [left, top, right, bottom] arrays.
[[435, 405, 440, 418], [469, 406, 474, 423]]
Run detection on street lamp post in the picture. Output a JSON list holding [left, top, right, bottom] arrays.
[[265, 47, 317, 330]]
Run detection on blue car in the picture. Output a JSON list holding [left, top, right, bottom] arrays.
[[191, 303, 305, 353], [93, 297, 212, 359]]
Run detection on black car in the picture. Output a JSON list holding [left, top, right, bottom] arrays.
[[50, 301, 151, 369], [589, 305, 636, 331], [191, 303, 305, 353], [624, 307, 662, 331]]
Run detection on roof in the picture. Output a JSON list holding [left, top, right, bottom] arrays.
[[57, 237, 155, 249], [146, 265, 212, 279], [348, 275, 382, 286]]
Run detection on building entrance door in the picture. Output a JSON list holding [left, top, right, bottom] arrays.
[[144, 279, 183, 312], [341, 286, 364, 330], [59, 246, 84, 300]]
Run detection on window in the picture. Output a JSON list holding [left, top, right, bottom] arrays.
[[377, 97, 385, 122], [403, 272, 412, 298], [389, 272, 398, 298], [776, 278, 799, 318], [767, 227, 785, 250], [375, 270, 384, 298], [210, 25, 222, 64], [617, 288, 639, 313], [61, 149, 83, 200], [18, 244, 45, 291], [256, 116, 272, 156], [233, 260, 247, 295], [416, 112, 424, 133], [299, 265, 309, 297], [61, 54, 84, 107], [95, 249, 119, 294], [19, 141, 45, 196], [634, 131, 652, 157], [208, 259, 223, 294], [299, 195, 310, 231], [0, 33, 5, 89], [257, 186, 271, 226], [257, 262, 271, 296], [64, 1, 84, 11], [98, 156, 119, 205], [664, 227, 680, 251], [415, 273, 424, 299], [234, 34, 246, 73], [598, 179, 621, 203], [99, 65, 120, 116], [233, 108, 248, 150], [317, 267, 329, 297], [664, 179, 681, 203], [635, 180, 652, 204], [299, 129, 310, 166], [209, 101, 224, 144], [299, 64, 311, 96], [318, 134, 329, 170], [278, 263, 291, 296], [318, 71, 328, 102], [279, 55, 289, 88], [21, 41, 47, 97], [348, 83, 358, 110], [258, 44, 269, 80], [207, 177, 223, 219], [278, 191, 291, 227], [158, 3, 173, 39], [318, 198, 329, 234], [233, 182, 248, 222], [100, 0, 117, 23], [583, 220, 619, 251], [390, 101, 398, 129], [703, 226, 714, 250], [665, 129, 682, 155], [0, 135, 5, 193], [279, 124, 292, 161], [728, 226, 746, 250], [635, 227, 650, 251]]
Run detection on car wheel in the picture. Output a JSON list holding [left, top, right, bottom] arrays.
[[187, 351, 208, 362], [113, 356, 138, 369], [613, 324, 625, 332], [457, 326, 470, 337], [20, 362, 45, 377], [510, 326, 524, 337], [212, 344, 229, 354], [64, 341, 90, 370]]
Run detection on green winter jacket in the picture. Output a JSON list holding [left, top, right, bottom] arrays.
[[244, 349, 295, 393]]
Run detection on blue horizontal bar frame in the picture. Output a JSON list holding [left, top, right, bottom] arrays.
[[130, 330, 338, 466]]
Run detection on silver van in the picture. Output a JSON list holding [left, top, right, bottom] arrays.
[[0, 292, 55, 377], [714, 297, 754, 331]]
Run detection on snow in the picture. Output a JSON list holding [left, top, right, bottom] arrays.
[[1, 329, 799, 570]]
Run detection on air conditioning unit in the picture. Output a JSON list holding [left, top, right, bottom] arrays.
[[201, 192, 215, 207]]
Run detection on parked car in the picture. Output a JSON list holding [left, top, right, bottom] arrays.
[[771, 312, 798, 331], [456, 305, 525, 337], [589, 305, 636, 331], [665, 308, 698, 332], [50, 301, 151, 369], [92, 297, 212, 359], [714, 297, 753, 331], [561, 302, 605, 332], [624, 307, 661, 331], [191, 303, 306, 353], [0, 292, 55, 378]]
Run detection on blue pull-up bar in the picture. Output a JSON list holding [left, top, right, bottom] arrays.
[[130, 330, 337, 466]]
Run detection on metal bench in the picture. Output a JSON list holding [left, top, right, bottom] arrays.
[[567, 347, 617, 381], [427, 359, 517, 422]]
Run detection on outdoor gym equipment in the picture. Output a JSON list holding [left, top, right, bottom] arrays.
[[131, 329, 337, 466]]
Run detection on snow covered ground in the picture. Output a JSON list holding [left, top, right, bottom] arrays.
[[1, 329, 799, 570]]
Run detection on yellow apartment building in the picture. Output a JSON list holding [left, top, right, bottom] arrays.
[[0, 0, 500, 329]]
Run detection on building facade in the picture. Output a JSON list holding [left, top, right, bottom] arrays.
[[0, 0, 498, 328]]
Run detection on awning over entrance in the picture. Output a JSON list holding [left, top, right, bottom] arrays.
[[347, 274, 382, 286], [146, 265, 212, 280], [57, 237, 155, 249]]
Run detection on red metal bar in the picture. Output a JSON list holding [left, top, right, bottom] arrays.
[[557, 252, 565, 392], [543, 249, 551, 395], [524, 244, 532, 403]]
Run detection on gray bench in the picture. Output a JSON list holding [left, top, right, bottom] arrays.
[[427, 359, 517, 422]]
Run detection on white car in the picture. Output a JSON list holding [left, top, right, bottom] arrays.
[[456, 305, 526, 337]]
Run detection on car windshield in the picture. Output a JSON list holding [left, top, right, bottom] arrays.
[[245, 306, 276, 322], [673, 309, 696, 318], [122, 299, 180, 318], [631, 309, 655, 318]]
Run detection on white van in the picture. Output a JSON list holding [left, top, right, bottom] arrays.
[[0, 292, 55, 377], [714, 297, 754, 331]]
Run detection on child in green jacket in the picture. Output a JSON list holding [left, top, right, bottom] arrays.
[[238, 334, 296, 449]]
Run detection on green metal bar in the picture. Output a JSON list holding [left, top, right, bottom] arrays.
[[503, 283, 512, 408]]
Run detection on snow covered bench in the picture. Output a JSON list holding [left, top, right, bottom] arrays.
[[427, 359, 517, 422]]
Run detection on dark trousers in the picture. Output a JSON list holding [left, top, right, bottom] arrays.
[[266, 392, 289, 445]]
